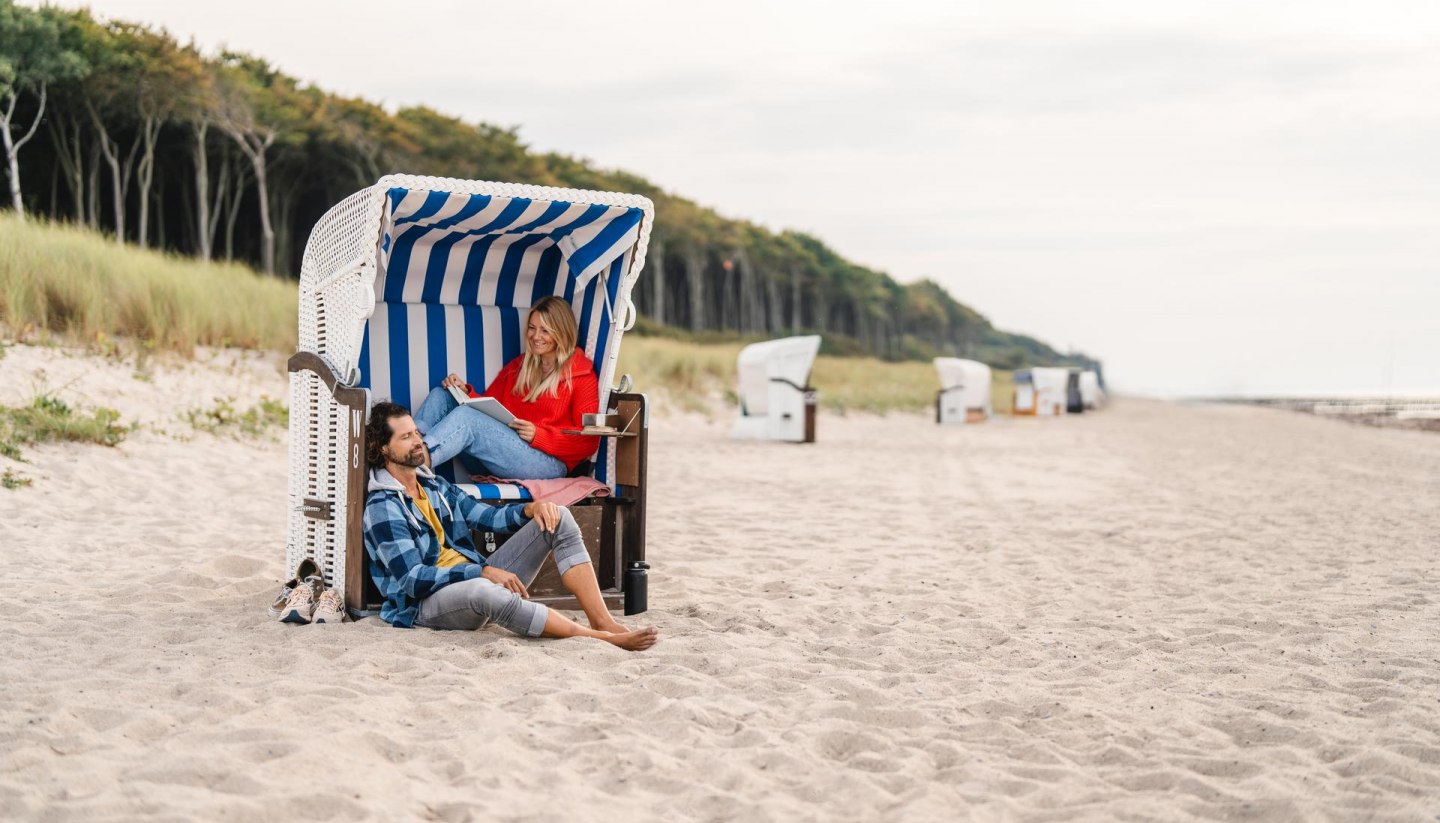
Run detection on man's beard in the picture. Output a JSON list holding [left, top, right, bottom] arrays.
[[390, 446, 425, 468]]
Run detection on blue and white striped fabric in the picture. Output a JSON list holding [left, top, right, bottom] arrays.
[[454, 483, 532, 502], [357, 186, 643, 498]]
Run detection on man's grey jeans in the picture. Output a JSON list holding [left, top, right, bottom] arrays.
[[416, 508, 590, 636]]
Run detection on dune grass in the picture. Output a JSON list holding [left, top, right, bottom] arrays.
[[0, 215, 296, 354]]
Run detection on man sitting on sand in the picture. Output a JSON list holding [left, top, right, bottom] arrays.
[[362, 401, 658, 651]]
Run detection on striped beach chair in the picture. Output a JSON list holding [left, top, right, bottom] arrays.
[[286, 175, 655, 616]]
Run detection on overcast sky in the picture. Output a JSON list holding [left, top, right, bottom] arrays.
[[67, 0, 1440, 396]]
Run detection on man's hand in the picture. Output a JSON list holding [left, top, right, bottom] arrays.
[[509, 418, 537, 443], [481, 565, 529, 598], [523, 501, 562, 532], [442, 373, 466, 390]]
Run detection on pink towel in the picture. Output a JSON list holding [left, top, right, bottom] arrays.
[[471, 475, 610, 507]]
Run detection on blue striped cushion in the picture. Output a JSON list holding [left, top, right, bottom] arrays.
[[454, 483, 532, 502]]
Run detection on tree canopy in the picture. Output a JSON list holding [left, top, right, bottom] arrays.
[[0, 1, 1097, 370]]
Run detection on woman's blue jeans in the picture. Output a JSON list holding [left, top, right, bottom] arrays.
[[413, 387, 566, 480]]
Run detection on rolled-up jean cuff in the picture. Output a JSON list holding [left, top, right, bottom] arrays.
[[522, 601, 549, 637], [554, 545, 590, 577]]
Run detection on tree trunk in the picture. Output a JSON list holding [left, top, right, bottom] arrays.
[[223, 161, 244, 261], [790, 267, 801, 334], [178, 166, 195, 253], [648, 237, 666, 326], [766, 264, 783, 334], [86, 140, 101, 230], [86, 99, 135, 241], [684, 247, 705, 334], [272, 182, 297, 277], [1, 84, 48, 219], [211, 153, 233, 258], [47, 110, 87, 224], [193, 121, 212, 260], [250, 147, 275, 274], [219, 127, 276, 274], [134, 115, 162, 250], [152, 163, 165, 249]]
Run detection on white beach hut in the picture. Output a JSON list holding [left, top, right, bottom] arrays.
[[730, 335, 821, 443], [1013, 367, 1069, 416], [934, 357, 992, 424], [286, 175, 655, 616]]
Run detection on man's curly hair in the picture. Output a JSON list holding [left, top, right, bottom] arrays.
[[365, 401, 413, 469]]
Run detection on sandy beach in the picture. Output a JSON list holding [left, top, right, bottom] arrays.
[[1, 343, 1437, 822]]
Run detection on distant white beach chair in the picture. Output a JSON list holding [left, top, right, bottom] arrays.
[[730, 335, 821, 443], [1078, 370, 1105, 410], [1013, 367, 1069, 416], [286, 175, 655, 616], [933, 357, 992, 424]]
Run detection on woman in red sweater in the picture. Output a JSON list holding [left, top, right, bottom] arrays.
[[413, 296, 599, 480]]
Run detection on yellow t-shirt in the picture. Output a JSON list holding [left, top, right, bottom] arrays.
[[414, 486, 470, 569]]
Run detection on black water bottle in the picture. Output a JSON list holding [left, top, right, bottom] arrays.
[[623, 561, 649, 615]]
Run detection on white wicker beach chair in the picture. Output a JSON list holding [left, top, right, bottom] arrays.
[[1012, 367, 1068, 416], [934, 357, 992, 424], [285, 175, 655, 616], [1078, 370, 1105, 410], [729, 335, 820, 443]]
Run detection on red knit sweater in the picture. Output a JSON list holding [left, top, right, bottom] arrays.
[[461, 351, 600, 470]]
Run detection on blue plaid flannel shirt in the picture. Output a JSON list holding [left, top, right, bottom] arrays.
[[362, 466, 529, 627]]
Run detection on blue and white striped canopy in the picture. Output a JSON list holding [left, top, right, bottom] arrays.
[[353, 183, 651, 490]]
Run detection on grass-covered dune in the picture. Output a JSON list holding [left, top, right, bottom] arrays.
[[1, 216, 1011, 415], [0, 215, 296, 353]]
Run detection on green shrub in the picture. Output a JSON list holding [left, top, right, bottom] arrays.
[[0, 393, 127, 462], [183, 396, 289, 437]]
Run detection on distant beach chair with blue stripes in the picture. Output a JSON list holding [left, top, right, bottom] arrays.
[[729, 335, 821, 443], [285, 175, 655, 617]]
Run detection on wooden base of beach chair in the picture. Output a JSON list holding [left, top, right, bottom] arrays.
[[803, 391, 817, 443], [521, 500, 622, 610]]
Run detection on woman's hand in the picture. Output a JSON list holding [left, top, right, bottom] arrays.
[[523, 501, 562, 532], [442, 373, 466, 390], [510, 418, 536, 443], [480, 565, 529, 598]]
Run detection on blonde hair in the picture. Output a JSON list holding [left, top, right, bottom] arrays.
[[514, 296, 579, 402]]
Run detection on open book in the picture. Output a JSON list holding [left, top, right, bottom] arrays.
[[447, 384, 517, 425]]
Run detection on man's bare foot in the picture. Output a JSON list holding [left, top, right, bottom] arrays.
[[601, 626, 658, 651], [591, 617, 630, 634]]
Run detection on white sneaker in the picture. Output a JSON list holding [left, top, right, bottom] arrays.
[[267, 558, 319, 618], [312, 589, 346, 624], [278, 575, 323, 625]]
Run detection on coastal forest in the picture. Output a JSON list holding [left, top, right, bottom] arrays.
[[0, 2, 1095, 370]]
